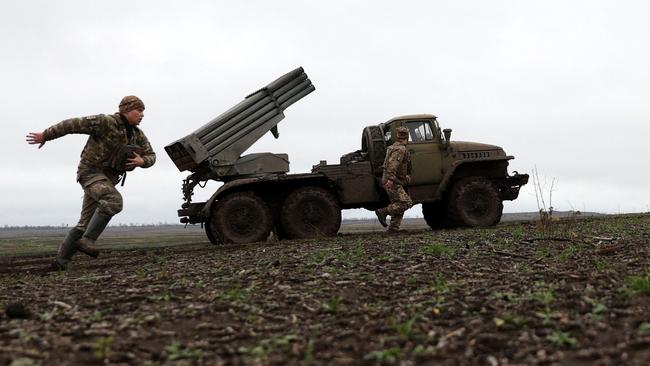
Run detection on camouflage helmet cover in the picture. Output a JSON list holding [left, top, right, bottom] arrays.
[[119, 95, 145, 114], [396, 126, 409, 140]]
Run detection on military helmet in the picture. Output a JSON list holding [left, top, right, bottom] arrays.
[[396, 126, 409, 140], [119, 95, 145, 113]]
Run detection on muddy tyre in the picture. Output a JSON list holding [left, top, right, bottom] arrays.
[[204, 220, 222, 245], [447, 177, 503, 227], [361, 126, 387, 172], [208, 192, 272, 244], [281, 187, 341, 239], [422, 201, 449, 229]]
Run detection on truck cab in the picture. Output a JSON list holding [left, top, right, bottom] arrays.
[[382, 115, 445, 201]]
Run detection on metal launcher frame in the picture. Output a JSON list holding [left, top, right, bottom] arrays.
[[164, 67, 316, 206]]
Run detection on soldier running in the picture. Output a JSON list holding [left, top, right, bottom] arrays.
[[375, 126, 413, 232], [26, 96, 156, 270]]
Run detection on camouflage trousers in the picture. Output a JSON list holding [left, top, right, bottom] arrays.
[[56, 172, 122, 264], [74, 172, 123, 231], [379, 184, 413, 230]]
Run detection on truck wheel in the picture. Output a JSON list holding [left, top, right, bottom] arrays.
[[422, 201, 448, 229], [204, 221, 222, 245], [208, 192, 273, 244], [447, 177, 503, 227], [281, 187, 341, 239], [361, 126, 387, 172]]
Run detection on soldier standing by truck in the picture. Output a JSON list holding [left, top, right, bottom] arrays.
[[26, 96, 156, 270], [375, 126, 413, 232]]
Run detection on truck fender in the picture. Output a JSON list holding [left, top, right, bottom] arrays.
[[200, 174, 334, 217], [200, 176, 277, 217]]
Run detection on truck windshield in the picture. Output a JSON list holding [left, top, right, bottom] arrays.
[[405, 121, 434, 142]]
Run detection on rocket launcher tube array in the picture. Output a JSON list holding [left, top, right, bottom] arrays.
[[202, 97, 276, 150], [209, 108, 282, 158], [164, 67, 315, 172]]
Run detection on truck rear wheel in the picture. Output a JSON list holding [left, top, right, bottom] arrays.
[[281, 187, 341, 239], [208, 192, 273, 244], [422, 201, 448, 229], [447, 177, 502, 227]]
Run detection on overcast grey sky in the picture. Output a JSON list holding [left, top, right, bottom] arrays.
[[2, 0, 649, 226]]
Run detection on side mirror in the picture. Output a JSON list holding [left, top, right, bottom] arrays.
[[443, 128, 452, 148]]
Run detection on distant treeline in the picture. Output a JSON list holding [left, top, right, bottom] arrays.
[[2, 211, 608, 230]]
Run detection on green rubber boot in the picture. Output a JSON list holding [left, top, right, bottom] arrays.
[[53, 228, 85, 269], [75, 211, 112, 258], [388, 214, 405, 233]]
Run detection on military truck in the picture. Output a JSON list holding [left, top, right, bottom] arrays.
[[165, 67, 529, 244]]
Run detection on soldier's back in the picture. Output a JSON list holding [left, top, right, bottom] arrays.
[[386, 142, 407, 163]]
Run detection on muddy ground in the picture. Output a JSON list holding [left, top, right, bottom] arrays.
[[1, 214, 649, 365]]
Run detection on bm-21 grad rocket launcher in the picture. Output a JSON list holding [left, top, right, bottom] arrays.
[[165, 67, 528, 245]]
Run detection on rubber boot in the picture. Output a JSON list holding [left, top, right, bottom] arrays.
[[75, 211, 111, 258], [388, 214, 405, 233], [375, 208, 388, 227], [52, 228, 85, 270]]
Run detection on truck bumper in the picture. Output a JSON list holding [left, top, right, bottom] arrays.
[[499, 172, 529, 201], [178, 202, 207, 224]]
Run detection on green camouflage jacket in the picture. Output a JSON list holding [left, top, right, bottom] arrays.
[[382, 141, 411, 186], [43, 113, 156, 178]]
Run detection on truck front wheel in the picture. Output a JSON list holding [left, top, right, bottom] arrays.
[[208, 192, 273, 244], [281, 187, 341, 239], [447, 177, 503, 227]]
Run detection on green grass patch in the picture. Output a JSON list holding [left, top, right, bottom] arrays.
[[165, 340, 202, 361], [639, 323, 650, 334], [308, 249, 329, 264], [365, 347, 401, 363], [493, 237, 514, 250], [546, 330, 578, 347], [531, 282, 556, 324], [584, 296, 607, 319], [499, 314, 528, 327], [420, 242, 455, 258], [557, 244, 580, 261], [92, 336, 114, 360], [625, 272, 650, 296], [335, 242, 366, 263], [321, 295, 344, 314], [391, 316, 416, 339], [238, 334, 300, 361], [594, 258, 608, 272], [534, 244, 551, 260], [216, 284, 255, 303]]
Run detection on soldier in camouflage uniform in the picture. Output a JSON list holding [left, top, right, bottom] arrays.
[[26, 96, 156, 270], [375, 126, 413, 232]]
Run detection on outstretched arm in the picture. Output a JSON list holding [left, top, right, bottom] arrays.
[[26, 132, 46, 149], [28, 115, 106, 150]]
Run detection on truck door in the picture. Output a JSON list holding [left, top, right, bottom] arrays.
[[404, 120, 443, 186]]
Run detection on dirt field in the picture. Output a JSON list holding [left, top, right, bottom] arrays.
[[1, 214, 649, 365]]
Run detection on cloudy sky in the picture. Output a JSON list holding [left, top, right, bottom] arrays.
[[2, 0, 649, 226]]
